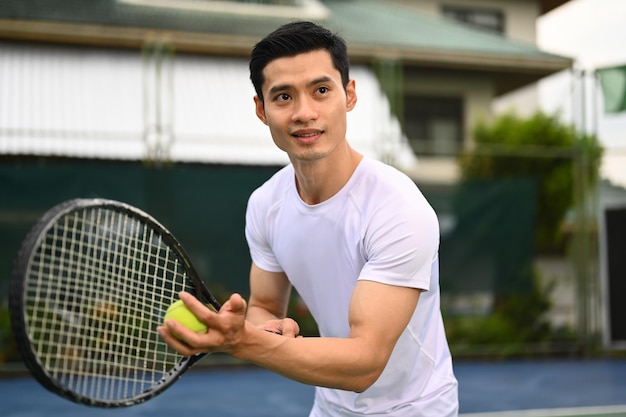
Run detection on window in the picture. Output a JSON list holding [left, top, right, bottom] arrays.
[[442, 5, 504, 35], [403, 95, 463, 156]]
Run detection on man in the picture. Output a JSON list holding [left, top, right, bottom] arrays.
[[159, 21, 458, 416]]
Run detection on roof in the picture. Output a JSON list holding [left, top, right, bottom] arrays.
[[329, 2, 568, 68], [0, 0, 572, 94]]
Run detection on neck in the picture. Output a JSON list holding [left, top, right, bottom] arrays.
[[292, 145, 363, 205]]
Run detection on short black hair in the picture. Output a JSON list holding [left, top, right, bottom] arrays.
[[249, 21, 350, 103]]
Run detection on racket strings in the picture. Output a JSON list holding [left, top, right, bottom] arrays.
[[25, 207, 193, 402]]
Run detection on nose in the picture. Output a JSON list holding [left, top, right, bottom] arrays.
[[291, 95, 318, 123]]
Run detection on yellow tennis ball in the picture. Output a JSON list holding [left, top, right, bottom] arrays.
[[164, 300, 207, 338]]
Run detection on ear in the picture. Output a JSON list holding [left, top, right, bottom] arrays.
[[254, 96, 268, 125], [345, 79, 357, 112]]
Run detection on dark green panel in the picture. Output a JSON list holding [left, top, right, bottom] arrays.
[[0, 159, 280, 302], [142, 164, 280, 300], [432, 178, 537, 295], [0, 158, 537, 306]]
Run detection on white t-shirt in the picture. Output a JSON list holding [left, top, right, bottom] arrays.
[[245, 157, 458, 416]]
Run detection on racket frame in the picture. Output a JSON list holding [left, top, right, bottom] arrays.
[[9, 198, 220, 407]]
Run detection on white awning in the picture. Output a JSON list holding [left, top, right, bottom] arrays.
[[0, 42, 416, 168]]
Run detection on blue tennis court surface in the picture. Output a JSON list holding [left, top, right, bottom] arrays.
[[455, 359, 626, 416], [1, 359, 625, 416]]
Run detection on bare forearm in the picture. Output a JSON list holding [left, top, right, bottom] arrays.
[[245, 304, 281, 326], [232, 323, 383, 392]]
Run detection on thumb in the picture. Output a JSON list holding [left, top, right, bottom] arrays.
[[222, 293, 247, 315]]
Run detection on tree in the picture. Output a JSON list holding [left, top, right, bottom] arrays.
[[459, 111, 603, 252]]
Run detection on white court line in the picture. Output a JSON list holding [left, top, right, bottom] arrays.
[[461, 404, 626, 417]]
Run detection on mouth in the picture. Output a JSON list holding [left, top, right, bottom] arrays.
[[291, 129, 323, 144]]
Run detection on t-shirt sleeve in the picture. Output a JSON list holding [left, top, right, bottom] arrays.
[[245, 188, 284, 273], [358, 185, 439, 291]]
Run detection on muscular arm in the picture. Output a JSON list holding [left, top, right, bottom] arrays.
[[245, 263, 297, 335], [159, 262, 421, 392], [243, 276, 421, 392]]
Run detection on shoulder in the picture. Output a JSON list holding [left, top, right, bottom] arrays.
[[353, 158, 432, 212], [245, 164, 293, 251], [352, 158, 439, 246], [359, 158, 418, 190], [248, 164, 293, 209], [355, 159, 440, 288]]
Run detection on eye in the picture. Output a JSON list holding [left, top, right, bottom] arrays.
[[316, 86, 329, 94], [275, 93, 291, 102]]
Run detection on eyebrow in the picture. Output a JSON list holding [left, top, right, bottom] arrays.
[[267, 76, 334, 96]]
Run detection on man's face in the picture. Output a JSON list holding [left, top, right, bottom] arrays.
[[254, 49, 356, 164]]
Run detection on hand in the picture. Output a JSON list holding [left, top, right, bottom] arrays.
[[157, 291, 248, 356], [258, 318, 301, 338]]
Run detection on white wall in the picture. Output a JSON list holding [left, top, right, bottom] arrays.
[[537, 0, 626, 189], [387, 0, 540, 43]]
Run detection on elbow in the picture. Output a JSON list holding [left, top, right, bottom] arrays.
[[352, 383, 372, 394], [346, 349, 390, 393], [349, 368, 383, 393], [334, 343, 393, 392]]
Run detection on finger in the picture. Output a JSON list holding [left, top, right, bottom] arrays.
[[222, 293, 247, 315], [178, 292, 221, 332], [162, 315, 209, 349], [179, 291, 214, 315], [259, 319, 299, 337], [279, 318, 300, 338], [157, 325, 197, 356], [258, 319, 283, 335]]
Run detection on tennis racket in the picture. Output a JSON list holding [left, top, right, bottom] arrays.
[[9, 198, 221, 407]]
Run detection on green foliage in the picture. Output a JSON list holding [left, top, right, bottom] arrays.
[[448, 111, 601, 357], [444, 270, 576, 358], [0, 303, 18, 362], [460, 111, 603, 252]]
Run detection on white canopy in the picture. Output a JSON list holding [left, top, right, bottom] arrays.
[[0, 42, 416, 168]]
